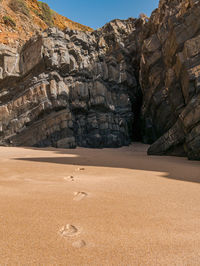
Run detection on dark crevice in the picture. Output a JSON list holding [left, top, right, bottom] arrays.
[[131, 89, 143, 141]]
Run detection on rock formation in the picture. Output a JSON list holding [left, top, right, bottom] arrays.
[[0, 19, 143, 148], [140, 0, 200, 160], [0, 0, 200, 160]]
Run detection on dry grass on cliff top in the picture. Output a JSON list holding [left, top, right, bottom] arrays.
[[0, 0, 93, 47]]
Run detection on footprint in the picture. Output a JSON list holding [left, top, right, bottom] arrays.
[[64, 176, 75, 182], [73, 192, 88, 201], [72, 240, 86, 248], [59, 224, 79, 237], [77, 168, 85, 171]]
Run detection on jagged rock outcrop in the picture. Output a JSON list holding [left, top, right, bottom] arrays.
[[0, 0, 200, 160], [0, 19, 144, 148], [140, 0, 200, 160]]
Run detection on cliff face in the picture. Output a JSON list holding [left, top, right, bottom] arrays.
[[0, 0, 92, 48], [140, 0, 200, 160], [0, 19, 144, 148], [0, 0, 200, 160]]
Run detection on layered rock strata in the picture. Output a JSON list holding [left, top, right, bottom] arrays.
[[140, 0, 200, 160], [0, 19, 143, 148]]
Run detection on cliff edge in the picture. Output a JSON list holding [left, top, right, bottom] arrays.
[[0, 0, 92, 48]]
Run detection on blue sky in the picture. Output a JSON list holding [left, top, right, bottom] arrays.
[[41, 0, 159, 29]]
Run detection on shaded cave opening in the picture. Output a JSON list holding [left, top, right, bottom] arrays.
[[131, 88, 143, 142], [128, 58, 144, 143]]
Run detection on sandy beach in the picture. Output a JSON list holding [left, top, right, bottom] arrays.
[[0, 143, 200, 265]]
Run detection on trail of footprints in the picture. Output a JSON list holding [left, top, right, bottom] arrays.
[[60, 167, 88, 248], [64, 167, 85, 182]]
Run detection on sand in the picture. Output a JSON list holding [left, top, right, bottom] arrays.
[[0, 143, 200, 265]]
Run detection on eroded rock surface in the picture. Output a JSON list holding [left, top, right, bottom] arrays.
[[0, 0, 200, 160], [0, 19, 143, 148], [140, 0, 200, 160]]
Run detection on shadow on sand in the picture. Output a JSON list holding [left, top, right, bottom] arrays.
[[12, 143, 200, 184]]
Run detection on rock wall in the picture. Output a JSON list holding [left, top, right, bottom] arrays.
[[0, 0, 200, 160], [140, 0, 200, 160], [0, 19, 144, 148]]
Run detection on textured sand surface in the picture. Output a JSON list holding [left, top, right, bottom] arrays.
[[0, 143, 200, 265]]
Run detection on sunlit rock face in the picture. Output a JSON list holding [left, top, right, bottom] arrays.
[[140, 0, 200, 160], [0, 0, 200, 160], [0, 19, 143, 149]]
